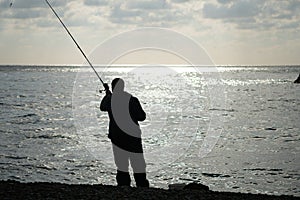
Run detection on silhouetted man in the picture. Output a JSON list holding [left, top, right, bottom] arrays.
[[100, 78, 149, 187]]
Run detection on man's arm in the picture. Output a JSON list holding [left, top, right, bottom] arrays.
[[100, 83, 112, 111], [130, 97, 146, 121], [100, 93, 111, 111]]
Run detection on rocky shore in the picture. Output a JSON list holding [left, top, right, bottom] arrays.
[[0, 180, 298, 200]]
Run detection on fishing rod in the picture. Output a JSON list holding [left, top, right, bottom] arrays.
[[45, 0, 105, 86]]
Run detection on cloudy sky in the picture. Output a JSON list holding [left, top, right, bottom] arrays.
[[0, 0, 300, 65]]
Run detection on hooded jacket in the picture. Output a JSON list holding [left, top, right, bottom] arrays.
[[100, 91, 146, 153]]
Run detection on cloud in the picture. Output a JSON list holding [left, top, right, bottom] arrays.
[[35, 18, 59, 28], [109, 4, 142, 24], [60, 1, 108, 27], [0, 0, 10, 8], [0, 0, 72, 20], [279, 21, 300, 30], [202, 1, 300, 31], [106, 0, 171, 25], [108, 0, 189, 27], [216, 0, 233, 4], [1, 0, 299, 34], [0, 0, 44, 9], [125, 0, 169, 10], [0, 0, 95, 29], [203, 1, 259, 19], [0, 0, 299, 65], [83, 0, 109, 7], [171, 0, 190, 3], [0, 0, 69, 9], [287, 0, 300, 11], [5, 8, 44, 19]]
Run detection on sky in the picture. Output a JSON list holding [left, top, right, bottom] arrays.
[[0, 0, 300, 65]]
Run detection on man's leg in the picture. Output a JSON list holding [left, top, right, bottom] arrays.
[[130, 152, 149, 187], [116, 170, 131, 186], [133, 173, 149, 187], [112, 144, 131, 186]]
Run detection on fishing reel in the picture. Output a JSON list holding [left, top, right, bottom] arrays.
[[99, 83, 111, 94], [99, 89, 112, 94], [99, 89, 106, 93]]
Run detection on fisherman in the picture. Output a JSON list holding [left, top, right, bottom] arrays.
[[46, 0, 149, 187], [100, 78, 149, 187]]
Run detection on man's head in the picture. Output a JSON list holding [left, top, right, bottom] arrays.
[[111, 78, 125, 92]]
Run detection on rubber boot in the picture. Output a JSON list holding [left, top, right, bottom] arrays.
[[134, 173, 149, 187], [116, 170, 131, 186]]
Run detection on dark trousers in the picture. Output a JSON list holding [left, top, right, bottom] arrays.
[[112, 144, 149, 187]]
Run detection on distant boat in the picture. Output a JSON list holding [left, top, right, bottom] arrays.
[[294, 73, 300, 83]]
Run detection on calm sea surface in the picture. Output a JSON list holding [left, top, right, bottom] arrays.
[[0, 65, 299, 196]]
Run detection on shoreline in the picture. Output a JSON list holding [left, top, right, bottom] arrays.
[[0, 180, 298, 200]]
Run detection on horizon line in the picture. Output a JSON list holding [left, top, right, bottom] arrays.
[[0, 64, 300, 67]]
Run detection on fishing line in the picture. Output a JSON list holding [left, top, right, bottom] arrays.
[[45, 0, 105, 86]]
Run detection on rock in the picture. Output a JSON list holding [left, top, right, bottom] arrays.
[[168, 183, 186, 190], [265, 127, 277, 131], [294, 73, 300, 83], [184, 182, 209, 191], [169, 182, 210, 191], [1, 180, 298, 200]]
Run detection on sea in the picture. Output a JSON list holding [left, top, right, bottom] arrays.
[[0, 65, 299, 197]]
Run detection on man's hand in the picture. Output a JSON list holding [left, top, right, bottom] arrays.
[[103, 83, 109, 91], [103, 83, 111, 94]]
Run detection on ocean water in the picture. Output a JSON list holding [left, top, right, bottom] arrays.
[[0, 65, 299, 196]]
